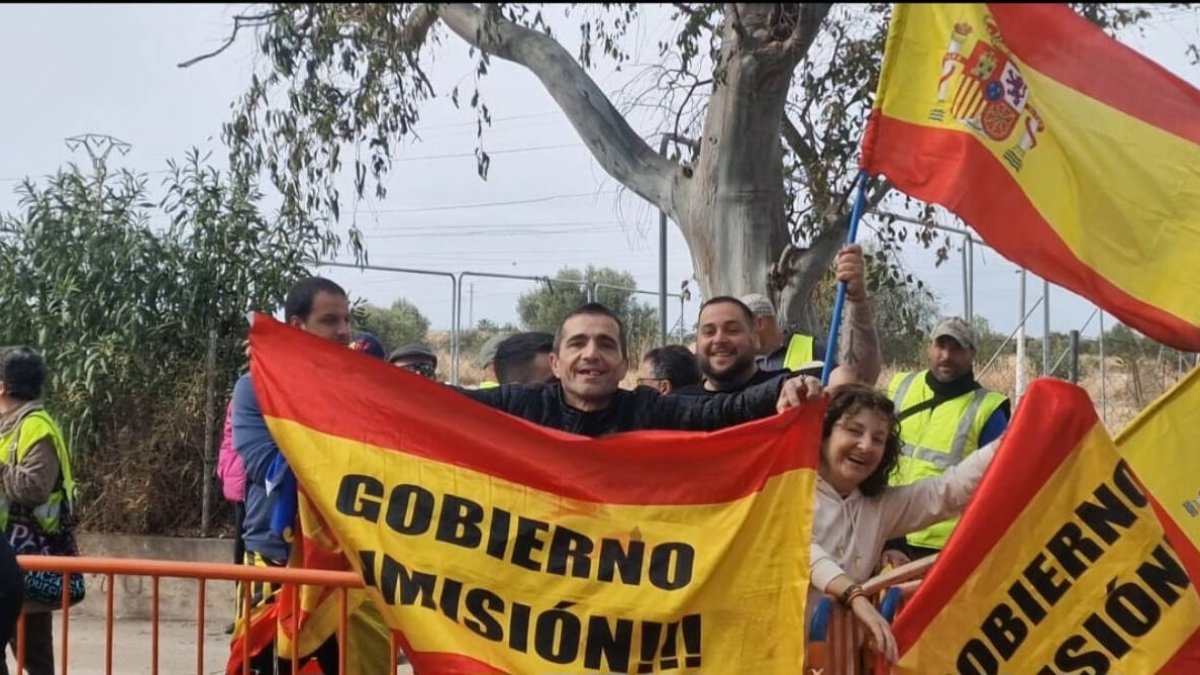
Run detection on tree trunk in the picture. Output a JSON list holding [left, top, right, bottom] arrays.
[[679, 4, 835, 335]]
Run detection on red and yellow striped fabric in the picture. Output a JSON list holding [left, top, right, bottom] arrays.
[[892, 379, 1200, 674], [247, 314, 821, 674], [862, 4, 1200, 350]]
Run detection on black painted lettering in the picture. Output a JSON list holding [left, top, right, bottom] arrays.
[[1112, 461, 1148, 508], [511, 517, 551, 572], [379, 556, 437, 609], [1106, 582, 1159, 638], [486, 508, 511, 560], [386, 484, 434, 536], [1008, 578, 1048, 625], [359, 550, 377, 587], [508, 601, 532, 653], [648, 543, 695, 591], [546, 525, 594, 579], [957, 638, 998, 675], [436, 494, 484, 549], [584, 616, 633, 671], [438, 576, 463, 622], [1076, 484, 1137, 545], [1082, 613, 1130, 659], [336, 474, 384, 521], [1136, 544, 1191, 606], [1024, 553, 1071, 608], [1052, 635, 1110, 674], [981, 603, 1027, 661], [535, 604, 581, 664], [598, 539, 645, 586], [463, 588, 505, 641], [1046, 522, 1104, 579]]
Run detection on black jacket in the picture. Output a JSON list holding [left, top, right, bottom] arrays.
[[0, 536, 22, 647], [459, 375, 790, 438]]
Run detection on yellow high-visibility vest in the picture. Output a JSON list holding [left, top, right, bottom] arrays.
[[781, 334, 816, 371], [887, 370, 1006, 550], [0, 409, 75, 534]]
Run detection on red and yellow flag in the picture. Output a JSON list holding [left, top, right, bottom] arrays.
[[1117, 365, 1200, 583], [248, 314, 821, 674], [891, 379, 1200, 673], [861, 4, 1200, 350]]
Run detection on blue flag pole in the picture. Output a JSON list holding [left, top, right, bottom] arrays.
[[820, 171, 869, 386]]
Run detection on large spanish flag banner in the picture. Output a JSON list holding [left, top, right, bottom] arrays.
[[892, 379, 1200, 674], [1117, 365, 1200, 581], [247, 314, 820, 674], [861, 4, 1200, 350]]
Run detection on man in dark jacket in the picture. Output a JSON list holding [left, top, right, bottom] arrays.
[[460, 303, 826, 437], [0, 536, 21, 651]]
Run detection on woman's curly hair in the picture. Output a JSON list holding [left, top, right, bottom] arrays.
[[821, 383, 903, 497]]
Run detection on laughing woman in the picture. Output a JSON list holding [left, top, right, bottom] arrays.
[[808, 384, 1000, 662]]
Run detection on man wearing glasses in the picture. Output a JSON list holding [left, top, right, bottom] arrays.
[[388, 344, 439, 380]]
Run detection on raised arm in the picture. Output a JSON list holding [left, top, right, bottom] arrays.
[[879, 438, 1000, 541]]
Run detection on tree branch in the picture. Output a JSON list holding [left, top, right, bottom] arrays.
[[435, 3, 682, 217], [672, 3, 716, 32], [781, 115, 829, 209], [783, 3, 833, 60], [178, 12, 280, 68]]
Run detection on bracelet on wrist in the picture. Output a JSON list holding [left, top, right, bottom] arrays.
[[839, 583, 865, 607]]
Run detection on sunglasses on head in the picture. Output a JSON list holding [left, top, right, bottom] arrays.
[[400, 361, 437, 379]]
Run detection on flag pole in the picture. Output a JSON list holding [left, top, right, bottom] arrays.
[[820, 171, 869, 386]]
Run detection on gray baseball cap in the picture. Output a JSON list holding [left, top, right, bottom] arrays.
[[477, 332, 513, 368], [931, 317, 976, 350], [739, 293, 776, 318]]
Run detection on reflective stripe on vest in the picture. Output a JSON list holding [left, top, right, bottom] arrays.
[[899, 389, 989, 470], [0, 410, 74, 534], [887, 369, 1007, 550], [782, 333, 816, 371]]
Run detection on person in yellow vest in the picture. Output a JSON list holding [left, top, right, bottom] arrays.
[[0, 346, 77, 675], [881, 317, 1010, 565], [740, 244, 882, 385]]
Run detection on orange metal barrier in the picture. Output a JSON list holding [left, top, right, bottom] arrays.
[[12, 554, 401, 675], [805, 555, 937, 674]]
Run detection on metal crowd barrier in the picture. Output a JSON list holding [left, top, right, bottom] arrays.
[[11, 555, 396, 675], [806, 555, 938, 674]]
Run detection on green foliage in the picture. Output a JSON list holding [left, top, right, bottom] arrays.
[[356, 299, 431, 352], [517, 266, 658, 358], [0, 150, 335, 533]]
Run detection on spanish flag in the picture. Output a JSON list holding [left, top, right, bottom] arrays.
[[892, 379, 1200, 673], [861, 4, 1200, 350], [1117, 365, 1200, 582], [247, 314, 821, 674]]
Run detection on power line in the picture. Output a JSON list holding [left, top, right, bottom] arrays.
[[365, 190, 620, 214]]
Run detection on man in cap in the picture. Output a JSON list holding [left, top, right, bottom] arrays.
[[740, 244, 881, 385], [389, 344, 438, 380], [476, 332, 513, 389], [881, 317, 1010, 565]]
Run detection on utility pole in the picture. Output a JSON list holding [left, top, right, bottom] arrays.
[[468, 283, 475, 329]]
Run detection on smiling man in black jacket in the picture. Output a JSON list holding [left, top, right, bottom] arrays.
[[461, 303, 830, 437]]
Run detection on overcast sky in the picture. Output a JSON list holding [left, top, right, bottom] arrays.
[[2, 4, 1198, 357]]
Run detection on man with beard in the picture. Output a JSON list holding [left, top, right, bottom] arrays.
[[880, 317, 1010, 565], [673, 244, 879, 395]]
